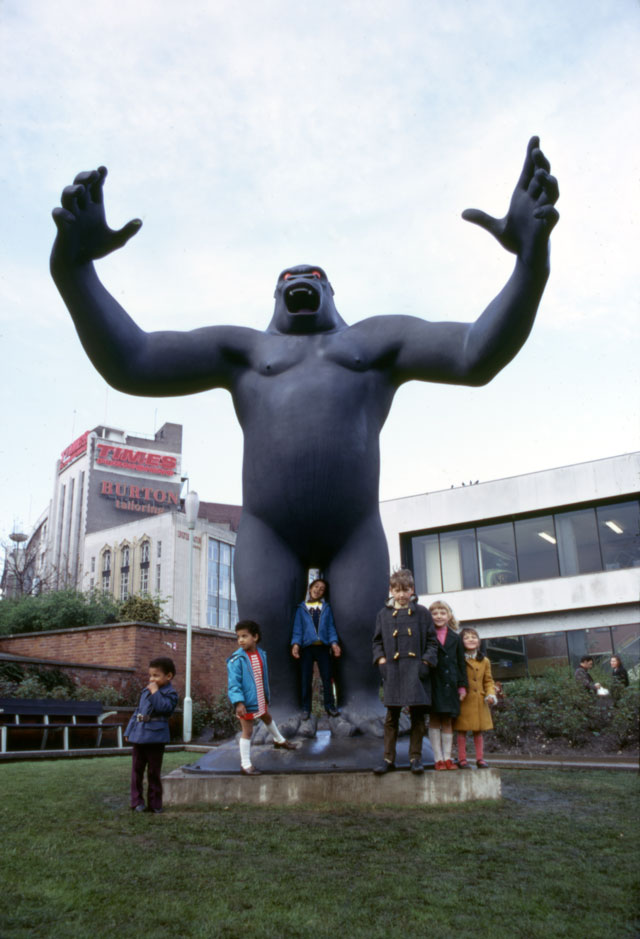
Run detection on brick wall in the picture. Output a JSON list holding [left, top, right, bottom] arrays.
[[0, 622, 236, 700]]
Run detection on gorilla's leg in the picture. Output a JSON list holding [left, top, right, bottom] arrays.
[[324, 511, 390, 733], [233, 511, 307, 720]]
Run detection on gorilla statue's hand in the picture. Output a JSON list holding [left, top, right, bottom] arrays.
[[461, 136, 559, 267], [52, 166, 142, 266]]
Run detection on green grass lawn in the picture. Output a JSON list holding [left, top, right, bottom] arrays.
[[1, 753, 638, 938]]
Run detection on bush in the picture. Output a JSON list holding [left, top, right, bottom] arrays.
[[192, 692, 236, 739], [493, 667, 638, 751], [119, 594, 163, 624], [0, 589, 120, 635]]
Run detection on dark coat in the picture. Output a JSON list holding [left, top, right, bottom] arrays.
[[431, 627, 467, 717], [125, 682, 178, 744], [611, 665, 629, 687], [372, 601, 438, 707], [574, 666, 597, 692]]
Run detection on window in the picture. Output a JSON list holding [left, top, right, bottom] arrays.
[[101, 549, 111, 593], [156, 564, 162, 593], [514, 516, 559, 582], [485, 636, 527, 680], [412, 534, 441, 595], [121, 545, 130, 569], [120, 570, 129, 602], [140, 541, 150, 564], [611, 623, 640, 668], [157, 540, 162, 559], [404, 498, 640, 594], [555, 508, 602, 576], [90, 556, 96, 573], [140, 567, 149, 594], [596, 501, 640, 571], [207, 538, 237, 629], [440, 528, 479, 591], [524, 632, 569, 676], [477, 522, 518, 587]]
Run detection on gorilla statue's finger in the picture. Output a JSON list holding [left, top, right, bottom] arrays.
[[532, 147, 551, 174], [60, 184, 85, 212], [52, 206, 76, 229]]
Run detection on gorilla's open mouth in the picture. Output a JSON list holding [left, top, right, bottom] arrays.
[[284, 282, 321, 314]]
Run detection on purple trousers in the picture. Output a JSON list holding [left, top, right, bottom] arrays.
[[130, 743, 165, 810]]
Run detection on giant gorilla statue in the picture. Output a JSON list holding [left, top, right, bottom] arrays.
[[51, 137, 558, 734]]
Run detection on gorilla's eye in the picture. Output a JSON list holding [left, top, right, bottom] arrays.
[[283, 273, 293, 280], [311, 271, 322, 279]]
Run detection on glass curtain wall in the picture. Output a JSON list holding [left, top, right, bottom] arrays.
[[207, 539, 238, 629], [405, 498, 640, 593]]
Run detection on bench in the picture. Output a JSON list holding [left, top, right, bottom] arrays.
[[0, 698, 124, 753]]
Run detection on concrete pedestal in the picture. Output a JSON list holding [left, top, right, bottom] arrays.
[[163, 733, 501, 806], [164, 764, 501, 806]]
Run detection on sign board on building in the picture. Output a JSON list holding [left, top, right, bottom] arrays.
[[58, 430, 90, 473]]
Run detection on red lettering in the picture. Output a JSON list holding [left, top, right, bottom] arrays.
[[129, 485, 139, 498], [142, 488, 153, 500], [154, 490, 166, 502], [161, 456, 177, 471], [101, 481, 114, 495], [167, 491, 179, 506], [115, 483, 126, 497], [96, 443, 113, 461], [147, 454, 161, 467]]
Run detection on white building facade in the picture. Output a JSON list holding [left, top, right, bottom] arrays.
[[380, 453, 640, 680]]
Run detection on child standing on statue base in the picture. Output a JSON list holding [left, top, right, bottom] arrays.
[[454, 627, 497, 768], [428, 600, 468, 771], [125, 656, 178, 813], [372, 569, 438, 775], [227, 620, 297, 775]]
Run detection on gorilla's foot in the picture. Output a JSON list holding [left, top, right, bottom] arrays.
[[333, 705, 386, 738], [252, 712, 317, 744], [326, 714, 359, 737]]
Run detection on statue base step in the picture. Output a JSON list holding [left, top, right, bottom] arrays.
[[163, 733, 500, 806]]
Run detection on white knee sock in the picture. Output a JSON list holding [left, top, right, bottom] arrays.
[[265, 719, 286, 744], [239, 738, 252, 770], [442, 731, 453, 761], [428, 728, 443, 762]]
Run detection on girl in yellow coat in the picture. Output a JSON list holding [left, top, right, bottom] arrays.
[[454, 628, 497, 769]]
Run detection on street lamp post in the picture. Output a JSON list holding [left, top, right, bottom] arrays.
[[182, 490, 200, 743]]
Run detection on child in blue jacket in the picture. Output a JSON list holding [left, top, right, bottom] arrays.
[[125, 656, 178, 813], [227, 620, 297, 775], [290, 578, 341, 719]]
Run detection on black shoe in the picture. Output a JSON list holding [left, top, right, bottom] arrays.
[[373, 760, 396, 775], [273, 739, 298, 750], [326, 708, 341, 718], [410, 759, 424, 774], [241, 765, 262, 776]]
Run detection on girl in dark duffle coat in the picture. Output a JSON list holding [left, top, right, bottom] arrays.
[[428, 600, 467, 771], [454, 627, 497, 768], [372, 569, 438, 775]]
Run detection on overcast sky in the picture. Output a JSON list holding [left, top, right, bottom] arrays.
[[1, 0, 638, 543]]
